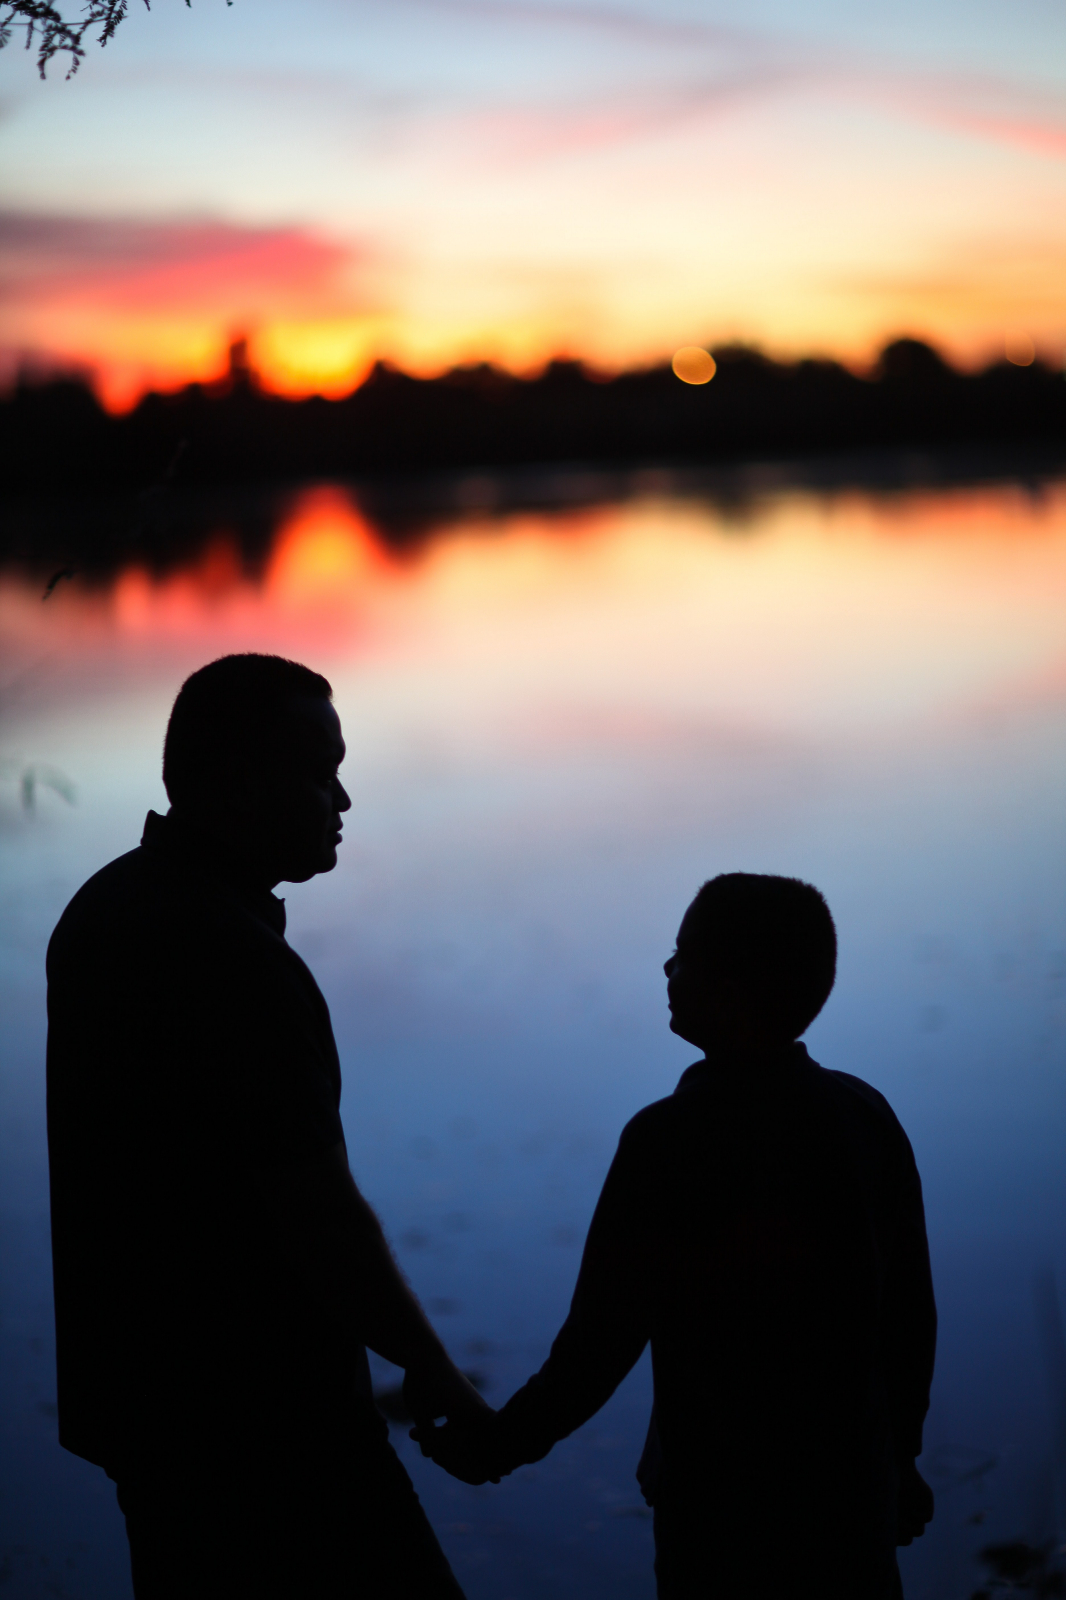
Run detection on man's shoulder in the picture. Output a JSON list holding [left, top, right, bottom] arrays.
[[46, 836, 274, 976], [48, 846, 149, 960]]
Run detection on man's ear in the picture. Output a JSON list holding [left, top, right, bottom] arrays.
[[215, 750, 261, 828]]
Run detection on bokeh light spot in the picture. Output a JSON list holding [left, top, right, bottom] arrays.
[[1004, 332, 1036, 367], [672, 347, 717, 385]]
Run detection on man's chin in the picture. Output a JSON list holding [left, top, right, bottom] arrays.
[[278, 850, 337, 885]]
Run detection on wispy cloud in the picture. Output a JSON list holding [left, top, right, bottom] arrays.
[[0, 212, 374, 317], [891, 76, 1066, 161], [407, 0, 759, 51], [395, 1, 1066, 169]]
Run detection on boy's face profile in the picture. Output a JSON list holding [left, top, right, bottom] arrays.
[[665, 901, 787, 1056], [664, 908, 721, 1050]]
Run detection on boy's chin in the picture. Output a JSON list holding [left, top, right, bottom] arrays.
[[668, 1013, 704, 1049]]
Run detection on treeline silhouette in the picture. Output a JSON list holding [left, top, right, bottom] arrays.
[[2, 336, 1065, 577], [4, 337, 1064, 497]]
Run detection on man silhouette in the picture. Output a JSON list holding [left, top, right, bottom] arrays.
[[47, 653, 482, 1599], [418, 873, 937, 1599]]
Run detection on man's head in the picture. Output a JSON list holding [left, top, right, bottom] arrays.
[[163, 653, 350, 887], [664, 873, 836, 1055]]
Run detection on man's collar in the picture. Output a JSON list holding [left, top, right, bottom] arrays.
[[140, 810, 288, 937]]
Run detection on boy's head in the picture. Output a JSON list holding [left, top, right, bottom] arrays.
[[665, 873, 836, 1054]]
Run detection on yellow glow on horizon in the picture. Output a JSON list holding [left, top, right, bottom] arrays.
[[251, 318, 390, 398]]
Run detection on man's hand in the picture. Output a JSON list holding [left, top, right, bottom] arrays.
[[411, 1415, 502, 1486], [402, 1356, 489, 1433], [896, 1461, 934, 1545]]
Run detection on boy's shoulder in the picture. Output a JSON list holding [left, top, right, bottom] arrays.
[[618, 1051, 908, 1154], [820, 1066, 906, 1131]]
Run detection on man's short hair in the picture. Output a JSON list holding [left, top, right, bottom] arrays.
[[163, 653, 333, 808], [684, 872, 837, 1040]]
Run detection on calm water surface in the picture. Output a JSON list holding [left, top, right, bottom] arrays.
[[1, 479, 1065, 1599]]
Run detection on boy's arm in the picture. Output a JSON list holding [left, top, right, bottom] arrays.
[[883, 1135, 937, 1540], [492, 1119, 655, 1472], [417, 1117, 657, 1481]]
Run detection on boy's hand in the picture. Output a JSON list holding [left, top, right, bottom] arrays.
[[412, 1414, 502, 1486], [896, 1461, 934, 1544]]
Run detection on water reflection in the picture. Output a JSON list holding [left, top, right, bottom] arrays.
[[1, 479, 1065, 1599]]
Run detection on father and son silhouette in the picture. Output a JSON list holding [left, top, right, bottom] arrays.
[[47, 653, 936, 1599]]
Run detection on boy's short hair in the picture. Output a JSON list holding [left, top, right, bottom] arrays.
[[684, 872, 837, 1040], [163, 653, 333, 808]]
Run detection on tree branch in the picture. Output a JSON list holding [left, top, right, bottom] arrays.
[[0, 0, 172, 79]]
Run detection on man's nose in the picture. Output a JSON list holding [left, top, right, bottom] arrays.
[[334, 778, 352, 813], [664, 955, 676, 977]]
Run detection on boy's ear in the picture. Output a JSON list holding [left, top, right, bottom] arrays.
[[707, 971, 743, 1010]]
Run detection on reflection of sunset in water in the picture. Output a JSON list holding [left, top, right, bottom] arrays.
[[2, 476, 1065, 1600], [266, 488, 390, 608], [7, 478, 1062, 741], [112, 542, 250, 636]]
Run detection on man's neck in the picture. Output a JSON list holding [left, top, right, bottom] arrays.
[[164, 807, 280, 896]]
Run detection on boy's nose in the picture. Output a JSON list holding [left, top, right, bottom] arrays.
[[664, 955, 676, 977]]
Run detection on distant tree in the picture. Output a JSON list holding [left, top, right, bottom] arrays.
[[0, 0, 191, 79]]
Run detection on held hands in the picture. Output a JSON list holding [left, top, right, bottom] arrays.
[[402, 1356, 488, 1432], [411, 1415, 502, 1486], [403, 1355, 503, 1485]]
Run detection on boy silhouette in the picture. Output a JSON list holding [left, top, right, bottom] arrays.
[[47, 654, 484, 1598], [418, 873, 936, 1599]]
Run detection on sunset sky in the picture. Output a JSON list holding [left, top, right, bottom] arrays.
[[1, 0, 1064, 406]]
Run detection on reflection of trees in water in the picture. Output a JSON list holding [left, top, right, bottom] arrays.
[[5, 445, 1066, 595], [0, 662, 76, 815], [0, 758, 75, 812]]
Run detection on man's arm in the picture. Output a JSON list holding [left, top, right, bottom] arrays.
[[270, 1139, 487, 1428]]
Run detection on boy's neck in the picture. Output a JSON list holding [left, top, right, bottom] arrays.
[[700, 1036, 799, 1069]]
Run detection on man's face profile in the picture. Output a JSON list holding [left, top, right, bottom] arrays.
[[243, 695, 351, 886]]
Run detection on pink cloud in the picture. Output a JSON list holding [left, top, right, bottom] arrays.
[[0, 213, 374, 318]]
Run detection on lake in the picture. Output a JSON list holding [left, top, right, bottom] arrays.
[[1, 471, 1064, 1599]]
